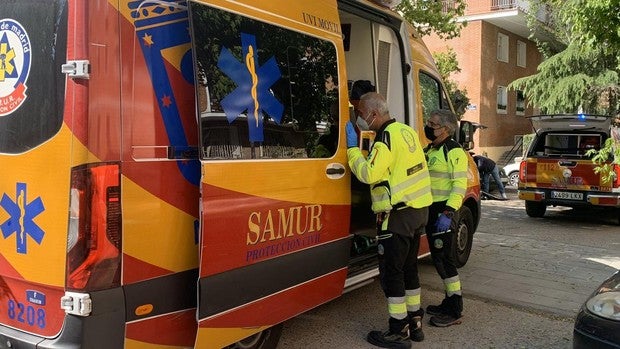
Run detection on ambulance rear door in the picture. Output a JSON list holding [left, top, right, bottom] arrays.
[[188, 1, 351, 347]]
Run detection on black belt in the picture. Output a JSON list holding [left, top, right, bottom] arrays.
[[393, 202, 408, 210]]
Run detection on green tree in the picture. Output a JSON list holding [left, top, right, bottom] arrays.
[[433, 48, 470, 117], [510, 43, 618, 116], [397, 0, 467, 39], [510, 0, 620, 116]]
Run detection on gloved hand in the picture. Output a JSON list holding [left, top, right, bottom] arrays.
[[435, 213, 452, 232], [346, 121, 358, 148]]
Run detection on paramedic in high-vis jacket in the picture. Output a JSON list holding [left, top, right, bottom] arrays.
[[346, 92, 432, 349], [423, 109, 468, 328]]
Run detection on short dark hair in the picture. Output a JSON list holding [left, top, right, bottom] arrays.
[[350, 80, 375, 100]]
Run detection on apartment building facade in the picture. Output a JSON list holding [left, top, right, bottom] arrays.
[[424, 0, 547, 162]]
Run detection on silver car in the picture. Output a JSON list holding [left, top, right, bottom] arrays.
[[502, 157, 522, 187]]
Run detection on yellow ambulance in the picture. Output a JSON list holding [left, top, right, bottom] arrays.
[[0, 0, 481, 347]]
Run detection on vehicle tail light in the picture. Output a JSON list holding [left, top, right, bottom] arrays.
[[67, 163, 121, 291], [613, 164, 620, 188], [519, 161, 527, 184]]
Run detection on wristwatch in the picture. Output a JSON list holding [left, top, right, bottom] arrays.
[[442, 210, 454, 218]]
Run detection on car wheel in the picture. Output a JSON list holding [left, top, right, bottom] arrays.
[[525, 200, 546, 217], [225, 324, 283, 349], [507, 171, 519, 187], [452, 206, 474, 268]]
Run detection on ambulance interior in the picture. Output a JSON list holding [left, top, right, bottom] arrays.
[[339, 11, 406, 125], [339, 9, 410, 272]]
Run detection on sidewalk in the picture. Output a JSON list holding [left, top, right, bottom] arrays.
[[418, 188, 619, 318]]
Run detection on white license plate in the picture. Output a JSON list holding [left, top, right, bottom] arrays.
[[551, 191, 583, 200]]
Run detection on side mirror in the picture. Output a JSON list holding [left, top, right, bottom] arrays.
[[459, 121, 487, 150], [459, 121, 475, 150]]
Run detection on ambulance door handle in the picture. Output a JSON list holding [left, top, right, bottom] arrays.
[[325, 163, 346, 179], [558, 161, 576, 167]]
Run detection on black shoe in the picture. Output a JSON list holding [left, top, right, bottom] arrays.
[[367, 329, 411, 349], [409, 317, 424, 342], [367, 317, 411, 349], [429, 313, 462, 327], [426, 298, 449, 316], [407, 309, 424, 342]]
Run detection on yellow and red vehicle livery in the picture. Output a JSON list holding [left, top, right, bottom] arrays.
[[0, 1, 480, 348], [518, 114, 620, 223]]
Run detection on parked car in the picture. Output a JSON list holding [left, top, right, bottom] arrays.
[[502, 157, 522, 187], [517, 114, 620, 223], [573, 269, 620, 348]]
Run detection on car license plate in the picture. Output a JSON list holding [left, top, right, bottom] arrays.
[[551, 191, 583, 200]]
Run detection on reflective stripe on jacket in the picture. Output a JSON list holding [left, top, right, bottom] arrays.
[[425, 139, 468, 210], [347, 121, 432, 213]]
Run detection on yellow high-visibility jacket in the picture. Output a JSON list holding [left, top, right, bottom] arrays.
[[347, 120, 432, 213], [425, 138, 468, 210]]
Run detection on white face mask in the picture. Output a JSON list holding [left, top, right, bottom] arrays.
[[356, 116, 370, 131], [356, 111, 376, 131]]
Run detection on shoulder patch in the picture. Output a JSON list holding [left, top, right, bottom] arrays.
[[382, 131, 391, 151]]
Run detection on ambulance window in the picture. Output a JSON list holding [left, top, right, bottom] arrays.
[[190, 4, 339, 160], [0, 1, 67, 154], [419, 72, 450, 124]]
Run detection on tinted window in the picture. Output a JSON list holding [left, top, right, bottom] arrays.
[[0, 0, 67, 153], [190, 3, 339, 160], [419, 71, 450, 123]]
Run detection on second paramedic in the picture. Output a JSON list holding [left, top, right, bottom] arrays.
[[423, 109, 468, 327], [346, 92, 432, 349]]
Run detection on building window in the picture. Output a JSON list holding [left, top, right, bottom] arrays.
[[497, 86, 508, 114], [517, 40, 526, 67], [516, 90, 525, 115], [441, 0, 458, 13], [497, 33, 509, 63]]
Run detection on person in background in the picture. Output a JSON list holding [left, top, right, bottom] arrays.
[[472, 153, 508, 200], [423, 109, 467, 327], [346, 92, 432, 349]]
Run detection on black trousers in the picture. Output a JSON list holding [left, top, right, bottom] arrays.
[[377, 206, 428, 298], [427, 201, 459, 280]]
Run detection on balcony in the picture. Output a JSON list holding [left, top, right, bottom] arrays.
[[448, 0, 552, 40], [491, 0, 517, 10]]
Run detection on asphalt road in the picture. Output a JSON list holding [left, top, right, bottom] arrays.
[[278, 188, 620, 348]]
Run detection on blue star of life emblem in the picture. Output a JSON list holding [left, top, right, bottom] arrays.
[[1, 183, 45, 254], [218, 33, 284, 142]]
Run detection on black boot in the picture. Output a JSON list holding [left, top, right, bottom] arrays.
[[408, 309, 424, 342], [429, 295, 463, 327], [426, 296, 449, 316], [367, 317, 411, 349]]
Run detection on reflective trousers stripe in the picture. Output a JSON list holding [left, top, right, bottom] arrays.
[[444, 276, 462, 296], [387, 297, 407, 320], [405, 288, 421, 312]]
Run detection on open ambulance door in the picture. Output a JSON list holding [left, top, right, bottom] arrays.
[[188, 1, 352, 347]]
